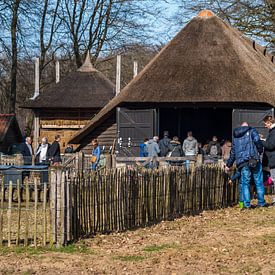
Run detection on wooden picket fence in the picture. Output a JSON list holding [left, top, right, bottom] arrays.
[[0, 165, 238, 247], [0, 174, 51, 247], [50, 165, 238, 245]]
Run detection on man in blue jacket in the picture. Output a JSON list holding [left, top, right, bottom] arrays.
[[226, 122, 265, 208]]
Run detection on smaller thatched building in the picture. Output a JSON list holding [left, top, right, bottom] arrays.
[[0, 114, 23, 154], [69, 10, 275, 156], [23, 53, 115, 152]]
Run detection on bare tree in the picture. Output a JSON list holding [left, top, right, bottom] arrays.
[[60, 0, 163, 68], [175, 0, 275, 51]]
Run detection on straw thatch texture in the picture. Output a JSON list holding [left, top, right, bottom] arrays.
[[69, 14, 275, 144], [24, 54, 115, 109]]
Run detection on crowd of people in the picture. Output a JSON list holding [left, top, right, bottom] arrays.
[[19, 135, 63, 166], [19, 135, 101, 171], [139, 116, 275, 209], [16, 115, 275, 209], [139, 130, 231, 162]]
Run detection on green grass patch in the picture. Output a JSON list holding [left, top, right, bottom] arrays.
[[113, 255, 145, 262], [143, 243, 178, 253], [0, 242, 92, 255], [262, 234, 275, 243]]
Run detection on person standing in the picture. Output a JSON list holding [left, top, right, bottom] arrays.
[[91, 139, 101, 171], [20, 136, 33, 165], [35, 137, 51, 165], [182, 131, 198, 156], [159, 131, 171, 157], [226, 122, 265, 209], [262, 115, 275, 204], [147, 136, 160, 157], [48, 135, 62, 165], [206, 136, 222, 159], [222, 140, 232, 162], [146, 136, 160, 168], [168, 136, 184, 166], [139, 138, 149, 157]]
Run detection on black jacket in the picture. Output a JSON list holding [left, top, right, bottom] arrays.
[[48, 141, 61, 163], [262, 127, 275, 169], [206, 141, 222, 156], [20, 142, 33, 165], [159, 136, 171, 157], [168, 141, 183, 157]]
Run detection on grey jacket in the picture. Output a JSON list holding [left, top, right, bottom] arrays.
[[182, 137, 198, 156], [147, 139, 160, 157]]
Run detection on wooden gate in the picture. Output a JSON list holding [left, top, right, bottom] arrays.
[[117, 108, 157, 156], [232, 108, 274, 136]]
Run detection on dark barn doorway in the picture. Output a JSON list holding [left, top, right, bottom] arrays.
[[159, 108, 232, 144]]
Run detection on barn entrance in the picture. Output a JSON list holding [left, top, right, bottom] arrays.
[[159, 108, 232, 145]]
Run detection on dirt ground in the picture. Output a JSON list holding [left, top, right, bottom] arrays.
[[0, 205, 275, 274]]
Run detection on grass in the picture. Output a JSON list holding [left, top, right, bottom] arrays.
[[0, 242, 92, 255], [113, 255, 145, 262], [261, 233, 275, 243], [143, 243, 178, 253]]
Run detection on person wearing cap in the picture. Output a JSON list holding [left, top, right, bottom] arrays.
[[159, 131, 171, 157]]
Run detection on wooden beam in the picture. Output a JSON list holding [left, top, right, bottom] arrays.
[[116, 55, 121, 95], [41, 124, 86, 129], [133, 61, 138, 78], [56, 60, 60, 83]]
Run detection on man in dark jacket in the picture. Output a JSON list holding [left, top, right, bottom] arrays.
[[20, 136, 33, 165], [262, 115, 275, 204], [226, 122, 265, 208], [48, 135, 62, 165], [159, 131, 171, 157]]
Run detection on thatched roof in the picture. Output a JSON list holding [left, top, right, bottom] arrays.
[[24, 52, 115, 109], [69, 10, 275, 144]]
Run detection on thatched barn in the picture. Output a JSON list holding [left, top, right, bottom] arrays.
[[23, 53, 115, 152], [69, 10, 275, 155], [0, 114, 23, 154]]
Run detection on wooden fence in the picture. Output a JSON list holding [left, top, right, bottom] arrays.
[[0, 165, 239, 247], [50, 165, 238, 245], [0, 173, 51, 247]]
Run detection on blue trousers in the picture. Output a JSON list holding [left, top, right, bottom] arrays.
[[240, 162, 265, 208]]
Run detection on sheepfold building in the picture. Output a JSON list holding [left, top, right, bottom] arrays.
[[23, 53, 115, 152], [69, 10, 275, 155]]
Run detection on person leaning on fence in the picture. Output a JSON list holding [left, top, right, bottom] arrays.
[[91, 139, 101, 171], [35, 137, 51, 165], [225, 122, 266, 209], [182, 131, 198, 156], [261, 115, 275, 205], [48, 135, 62, 166], [20, 136, 33, 165], [168, 136, 184, 166], [159, 131, 171, 157], [206, 136, 222, 160], [146, 136, 160, 168]]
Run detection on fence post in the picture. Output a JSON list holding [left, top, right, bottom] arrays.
[[50, 166, 68, 247], [112, 155, 117, 169]]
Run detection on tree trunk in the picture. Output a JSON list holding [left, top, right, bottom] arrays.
[[9, 0, 21, 114]]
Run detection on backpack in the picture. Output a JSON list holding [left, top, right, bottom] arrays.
[[210, 144, 218, 156]]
